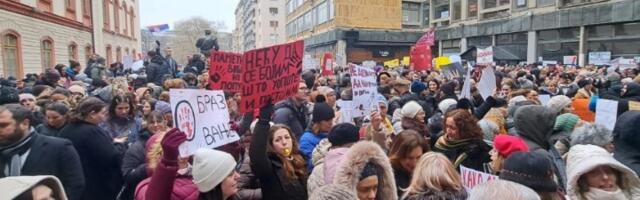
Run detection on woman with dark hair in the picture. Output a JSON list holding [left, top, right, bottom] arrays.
[[574, 79, 596, 99], [251, 104, 308, 200], [59, 97, 126, 200], [35, 102, 69, 137], [140, 98, 157, 120], [427, 79, 442, 101], [388, 130, 429, 198], [100, 94, 143, 144], [433, 109, 491, 171]]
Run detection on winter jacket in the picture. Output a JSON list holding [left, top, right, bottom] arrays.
[[393, 166, 411, 199], [146, 56, 171, 86], [100, 117, 143, 144], [237, 151, 262, 200], [332, 141, 398, 200], [433, 136, 491, 171], [134, 163, 199, 200], [307, 146, 349, 195], [622, 82, 640, 102], [35, 123, 66, 137], [250, 120, 308, 200], [572, 99, 595, 122], [59, 121, 126, 200], [184, 58, 205, 75], [299, 130, 327, 170], [613, 111, 640, 176], [600, 81, 623, 100], [574, 88, 594, 100], [402, 187, 468, 200], [566, 144, 640, 200], [90, 63, 108, 80], [273, 99, 309, 139], [559, 83, 579, 98], [120, 129, 152, 200]]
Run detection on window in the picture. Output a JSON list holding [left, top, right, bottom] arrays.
[[303, 11, 312, 30], [515, 0, 527, 8], [103, 0, 110, 29], [468, 36, 492, 48], [269, 7, 278, 15], [538, 28, 580, 62], [402, 2, 421, 25], [587, 25, 614, 38], [537, 0, 555, 7], [38, 0, 53, 13], [615, 22, 640, 37], [123, 2, 128, 36], [442, 39, 461, 55], [423, 2, 430, 26], [270, 34, 278, 44], [433, 0, 450, 20], [2, 32, 22, 78], [65, 0, 76, 20], [468, 0, 478, 18], [452, 0, 461, 21], [270, 21, 279, 28], [106, 45, 112, 64], [496, 32, 528, 60], [116, 47, 122, 63], [41, 39, 54, 70], [69, 43, 78, 61], [317, 1, 329, 24], [82, 0, 91, 26], [130, 7, 136, 38], [484, 0, 509, 9], [561, 0, 605, 6], [329, 0, 334, 19], [114, 0, 120, 32]]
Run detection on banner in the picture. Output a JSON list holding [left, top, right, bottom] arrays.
[[240, 40, 304, 112], [322, 52, 334, 76], [170, 89, 240, 156], [384, 59, 400, 68], [595, 99, 618, 131], [588, 51, 611, 65], [401, 56, 410, 65], [410, 45, 433, 71], [302, 54, 318, 71], [350, 64, 378, 118], [416, 30, 435, 47], [362, 60, 377, 69], [563, 55, 577, 65], [476, 46, 494, 66], [208, 51, 243, 93], [460, 165, 498, 191]]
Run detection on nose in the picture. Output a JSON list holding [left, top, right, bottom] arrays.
[[367, 190, 376, 199]]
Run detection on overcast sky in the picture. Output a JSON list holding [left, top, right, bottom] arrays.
[[139, 0, 239, 32]]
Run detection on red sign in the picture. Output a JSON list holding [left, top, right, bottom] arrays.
[[321, 52, 334, 76], [240, 40, 304, 112], [208, 51, 243, 93], [416, 31, 435, 47]]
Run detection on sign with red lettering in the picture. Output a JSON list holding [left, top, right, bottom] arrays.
[[476, 46, 494, 66], [240, 40, 304, 112], [460, 165, 498, 191], [350, 64, 378, 117], [209, 51, 244, 93]]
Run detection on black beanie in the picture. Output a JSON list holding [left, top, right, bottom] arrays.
[[499, 151, 558, 192], [312, 95, 335, 123], [328, 123, 359, 146]]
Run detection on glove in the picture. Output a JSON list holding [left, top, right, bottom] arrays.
[[161, 128, 187, 165], [259, 100, 274, 122]]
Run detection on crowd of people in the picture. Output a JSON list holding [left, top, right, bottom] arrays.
[[1, 43, 640, 200]]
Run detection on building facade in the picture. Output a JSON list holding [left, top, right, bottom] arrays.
[[234, 0, 286, 52], [432, 0, 640, 66], [0, 0, 141, 78], [286, 0, 431, 66]]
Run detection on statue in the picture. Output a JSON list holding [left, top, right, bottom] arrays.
[[195, 30, 220, 57]]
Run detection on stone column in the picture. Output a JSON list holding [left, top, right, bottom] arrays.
[[527, 30, 537, 64]]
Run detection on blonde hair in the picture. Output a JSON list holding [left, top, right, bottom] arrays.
[[490, 155, 506, 174], [403, 152, 464, 198]]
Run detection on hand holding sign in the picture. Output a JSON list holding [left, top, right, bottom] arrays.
[[161, 128, 188, 162]]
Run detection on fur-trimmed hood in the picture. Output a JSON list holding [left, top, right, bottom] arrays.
[[403, 187, 467, 200], [566, 144, 640, 200], [333, 141, 398, 200]]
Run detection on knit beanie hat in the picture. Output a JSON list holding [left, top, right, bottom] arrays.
[[375, 94, 388, 108], [18, 93, 36, 102], [499, 151, 558, 192], [554, 113, 580, 132], [328, 123, 360, 147], [493, 135, 529, 158], [309, 184, 357, 200], [546, 95, 572, 114], [438, 98, 457, 113], [410, 80, 426, 94], [401, 101, 423, 118], [68, 85, 86, 96], [154, 101, 171, 115], [312, 95, 335, 123], [192, 148, 237, 192]]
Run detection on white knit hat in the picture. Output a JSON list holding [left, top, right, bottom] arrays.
[[192, 149, 237, 192], [438, 98, 457, 113], [546, 95, 572, 114], [401, 101, 423, 118]]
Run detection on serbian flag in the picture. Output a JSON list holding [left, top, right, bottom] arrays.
[[147, 24, 170, 33]]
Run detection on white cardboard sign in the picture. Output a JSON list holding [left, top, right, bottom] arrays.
[[350, 64, 378, 118], [460, 165, 499, 191], [476, 46, 494, 66], [477, 66, 496, 100], [595, 99, 618, 131]]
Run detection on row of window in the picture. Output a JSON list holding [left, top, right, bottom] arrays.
[[286, 0, 306, 14], [286, 0, 334, 37], [103, 0, 137, 38], [1, 31, 136, 78]]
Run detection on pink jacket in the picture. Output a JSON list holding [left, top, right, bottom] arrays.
[[134, 162, 199, 200]]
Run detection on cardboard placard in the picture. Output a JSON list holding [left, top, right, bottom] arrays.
[[538, 94, 551, 106], [240, 40, 304, 112], [460, 165, 498, 191], [589, 51, 611, 65], [350, 64, 378, 118], [477, 66, 496, 100], [595, 99, 618, 131], [476, 46, 494, 66], [170, 89, 240, 156], [208, 51, 243, 93], [628, 101, 640, 111], [563, 55, 577, 65]]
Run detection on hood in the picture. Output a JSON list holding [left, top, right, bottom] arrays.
[[514, 105, 556, 150], [623, 83, 640, 100], [323, 147, 350, 185], [333, 141, 398, 200], [404, 187, 467, 200], [566, 144, 640, 200], [0, 176, 67, 200], [613, 111, 640, 176]]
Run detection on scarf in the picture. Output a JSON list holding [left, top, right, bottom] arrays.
[[0, 132, 35, 176], [584, 187, 628, 200], [434, 136, 477, 167]]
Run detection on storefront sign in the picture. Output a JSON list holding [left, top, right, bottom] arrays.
[[372, 48, 395, 58], [588, 51, 611, 65]]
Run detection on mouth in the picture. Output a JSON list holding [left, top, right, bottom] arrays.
[[599, 184, 617, 191]]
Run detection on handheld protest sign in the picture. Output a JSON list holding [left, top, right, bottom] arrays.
[[208, 51, 243, 93], [350, 64, 378, 118], [170, 89, 240, 156], [240, 40, 304, 112]]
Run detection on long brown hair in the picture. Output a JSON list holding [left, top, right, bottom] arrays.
[[443, 109, 483, 140], [267, 124, 307, 180], [389, 130, 429, 171], [68, 97, 106, 123]]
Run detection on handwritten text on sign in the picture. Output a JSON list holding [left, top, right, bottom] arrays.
[[241, 40, 303, 112], [170, 89, 240, 156], [460, 165, 498, 191], [209, 51, 243, 93], [476, 46, 494, 66], [350, 64, 378, 118]]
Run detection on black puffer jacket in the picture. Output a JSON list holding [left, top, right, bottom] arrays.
[[613, 111, 640, 176], [146, 56, 171, 86], [272, 99, 308, 139], [119, 128, 152, 200]]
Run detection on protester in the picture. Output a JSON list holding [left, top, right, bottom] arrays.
[[388, 130, 429, 198], [468, 180, 541, 200], [566, 144, 640, 200], [570, 123, 614, 152], [499, 151, 565, 200], [100, 94, 143, 144], [272, 82, 310, 138], [250, 104, 308, 200], [552, 113, 583, 155], [59, 97, 125, 200], [575, 79, 595, 99], [612, 111, 640, 176], [433, 109, 491, 171], [19, 93, 44, 127], [486, 134, 529, 174], [546, 95, 574, 115], [89, 57, 108, 81], [35, 102, 69, 137], [398, 101, 429, 139], [363, 94, 395, 150], [0, 104, 84, 200], [402, 152, 467, 200], [300, 95, 335, 170], [307, 123, 360, 194], [0, 176, 69, 200]]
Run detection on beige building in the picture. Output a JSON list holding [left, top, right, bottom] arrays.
[[0, 0, 141, 78], [233, 0, 286, 52]]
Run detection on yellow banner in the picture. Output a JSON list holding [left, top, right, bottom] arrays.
[[384, 59, 400, 68], [434, 56, 452, 71], [629, 101, 640, 111], [402, 56, 410, 65]]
